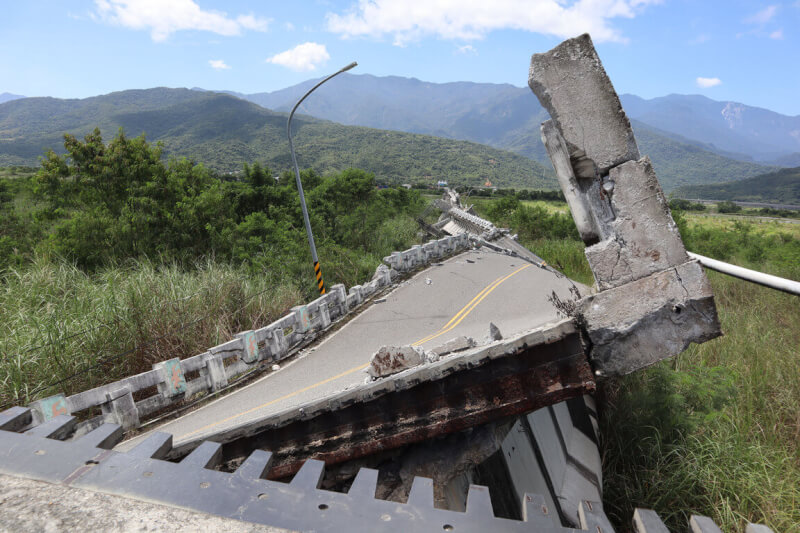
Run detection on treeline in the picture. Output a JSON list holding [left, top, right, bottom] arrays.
[[454, 186, 566, 201], [0, 128, 425, 294]]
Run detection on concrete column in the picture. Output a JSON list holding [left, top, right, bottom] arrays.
[[265, 327, 287, 361], [318, 298, 331, 329], [349, 285, 363, 305], [29, 394, 70, 424], [100, 386, 139, 429], [292, 306, 310, 334], [234, 330, 260, 363], [201, 352, 228, 392], [529, 34, 721, 376], [153, 358, 187, 398]]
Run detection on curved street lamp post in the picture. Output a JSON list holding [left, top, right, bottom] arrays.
[[287, 61, 358, 295]]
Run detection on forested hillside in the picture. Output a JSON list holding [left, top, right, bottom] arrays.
[[674, 167, 800, 204], [0, 89, 554, 188], [235, 74, 777, 190]]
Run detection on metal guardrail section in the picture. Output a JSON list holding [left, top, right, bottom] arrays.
[[0, 407, 771, 532], [26, 233, 471, 435], [688, 252, 800, 296]]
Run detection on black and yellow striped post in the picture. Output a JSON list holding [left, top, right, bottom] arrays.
[[287, 61, 357, 296], [314, 261, 326, 295]]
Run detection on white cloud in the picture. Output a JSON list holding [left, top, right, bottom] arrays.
[[285, 22, 295, 31], [769, 28, 784, 39], [208, 59, 230, 70], [93, 0, 270, 42], [688, 33, 711, 45], [696, 77, 722, 88], [326, 0, 662, 45], [267, 42, 330, 71], [745, 5, 778, 25], [456, 44, 477, 54]]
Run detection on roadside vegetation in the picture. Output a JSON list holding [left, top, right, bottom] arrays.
[[472, 190, 800, 532], [0, 130, 425, 408]]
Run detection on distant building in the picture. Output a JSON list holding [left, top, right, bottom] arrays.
[[484, 179, 493, 187], [437, 180, 448, 188]]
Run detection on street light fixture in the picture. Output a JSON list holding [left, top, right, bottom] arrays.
[[287, 61, 357, 295]]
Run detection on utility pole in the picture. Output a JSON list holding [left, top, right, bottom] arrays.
[[287, 61, 357, 295]]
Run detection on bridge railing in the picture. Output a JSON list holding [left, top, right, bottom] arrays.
[[26, 233, 472, 435]]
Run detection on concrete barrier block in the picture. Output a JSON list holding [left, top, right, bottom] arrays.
[[291, 306, 311, 334], [412, 245, 423, 265], [233, 330, 259, 363], [266, 326, 287, 360], [100, 386, 139, 429], [579, 260, 721, 376], [201, 352, 228, 391], [349, 285, 363, 305], [318, 299, 332, 328], [529, 33, 639, 178], [29, 394, 70, 424], [153, 358, 187, 398]]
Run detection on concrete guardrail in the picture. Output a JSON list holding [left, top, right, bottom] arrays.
[[27, 232, 472, 434]]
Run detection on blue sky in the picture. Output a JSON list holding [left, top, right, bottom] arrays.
[[2, 0, 799, 115]]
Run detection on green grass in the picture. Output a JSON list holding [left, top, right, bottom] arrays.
[[0, 257, 304, 409], [601, 272, 800, 531]]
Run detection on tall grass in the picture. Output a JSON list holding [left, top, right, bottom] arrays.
[[0, 257, 303, 408], [601, 273, 800, 531]]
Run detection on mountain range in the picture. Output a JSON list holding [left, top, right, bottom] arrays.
[[3, 74, 798, 191], [675, 166, 800, 205], [0, 93, 24, 105], [0, 88, 554, 189], [232, 74, 800, 166]]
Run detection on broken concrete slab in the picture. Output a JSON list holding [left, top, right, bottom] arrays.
[[488, 323, 503, 342], [367, 345, 428, 379], [579, 260, 721, 375], [541, 120, 611, 244], [529, 33, 640, 178], [584, 157, 689, 290], [430, 336, 477, 357]]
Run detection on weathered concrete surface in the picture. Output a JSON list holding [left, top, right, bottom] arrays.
[[530, 34, 721, 376], [540, 119, 608, 243], [579, 260, 721, 375], [529, 33, 639, 178], [0, 473, 291, 532], [367, 345, 431, 379], [585, 157, 689, 290], [375, 421, 513, 510], [429, 336, 476, 357]]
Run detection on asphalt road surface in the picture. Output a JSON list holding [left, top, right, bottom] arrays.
[[118, 247, 581, 450]]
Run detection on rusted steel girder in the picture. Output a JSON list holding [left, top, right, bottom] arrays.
[[166, 321, 594, 479]]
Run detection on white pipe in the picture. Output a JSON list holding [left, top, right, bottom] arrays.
[[688, 252, 800, 296]]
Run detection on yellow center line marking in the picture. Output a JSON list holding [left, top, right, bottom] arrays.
[[178, 262, 532, 440]]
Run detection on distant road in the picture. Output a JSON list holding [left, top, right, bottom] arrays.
[[118, 248, 580, 450]]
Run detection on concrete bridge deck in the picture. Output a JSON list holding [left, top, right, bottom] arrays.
[[119, 247, 580, 450]]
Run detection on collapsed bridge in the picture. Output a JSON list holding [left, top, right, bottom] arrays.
[[0, 35, 777, 532]]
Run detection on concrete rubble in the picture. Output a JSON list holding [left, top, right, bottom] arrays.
[[429, 336, 477, 357], [529, 33, 721, 376], [366, 345, 436, 379], [488, 322, 503, 342]]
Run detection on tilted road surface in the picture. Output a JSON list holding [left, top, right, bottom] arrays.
[[119, 247, 581, 450]]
